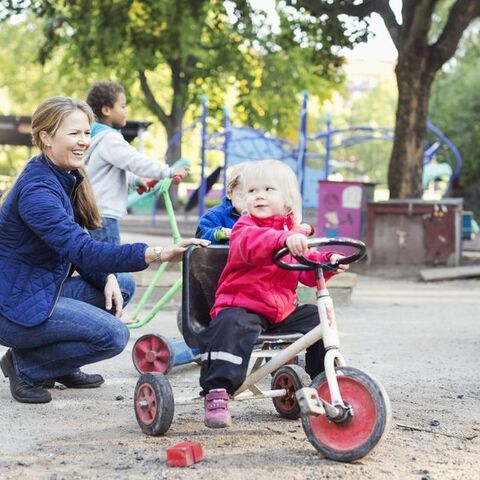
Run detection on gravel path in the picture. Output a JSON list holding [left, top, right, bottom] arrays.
[[0, 273, 479, 480]]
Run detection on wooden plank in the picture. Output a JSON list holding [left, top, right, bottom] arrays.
[[420, 265, 480, 281]]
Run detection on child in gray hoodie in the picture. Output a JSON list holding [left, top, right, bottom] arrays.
[[85, 81, 189, 244]]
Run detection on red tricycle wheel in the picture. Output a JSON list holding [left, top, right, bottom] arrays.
[[271, 365, 311, 420], [134, 373, 174, 436], [132, 334, 174, 374], [302, 366, 391, 462]]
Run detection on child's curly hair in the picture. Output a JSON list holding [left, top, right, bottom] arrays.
[[86, 81, 125, 120]]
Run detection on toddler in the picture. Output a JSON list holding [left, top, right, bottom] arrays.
[[199, 159, 348, 428]]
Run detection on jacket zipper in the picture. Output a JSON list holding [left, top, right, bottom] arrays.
[[48, 174, 76, 317], [48, 262, 71, 317]]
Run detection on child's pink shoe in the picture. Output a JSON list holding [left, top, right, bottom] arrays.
[[204, 388, 232, 428]]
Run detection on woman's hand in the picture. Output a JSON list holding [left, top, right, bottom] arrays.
[[145, 238, 210, 265], [286, 233, 309, 257], [330, 254, 349, 273], [104, 274, 124, 318]]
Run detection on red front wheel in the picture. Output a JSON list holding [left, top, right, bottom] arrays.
[[302, 366, 391, 462], [132, 334, 174, 374]]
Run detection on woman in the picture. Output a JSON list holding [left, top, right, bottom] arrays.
[[0, 96, 208, 404]]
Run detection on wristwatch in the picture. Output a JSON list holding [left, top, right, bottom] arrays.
[[153, 246, 164, 263]]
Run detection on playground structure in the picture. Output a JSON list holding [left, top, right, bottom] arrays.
[[0, 95, 465, 210], [135, 92, 462, 216]]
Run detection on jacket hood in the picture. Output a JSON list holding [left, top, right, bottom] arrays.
[[91, 121, 122, 138]]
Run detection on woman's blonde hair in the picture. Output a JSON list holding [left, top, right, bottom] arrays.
[[2, 97, 101, 229], [243, 159, 302, 224]]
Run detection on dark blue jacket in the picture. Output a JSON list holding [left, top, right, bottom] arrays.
[[0, 154, 148, 327], [195, 196, 240, 244]]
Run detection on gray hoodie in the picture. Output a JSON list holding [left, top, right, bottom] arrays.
[[85, 130, 171, 219]]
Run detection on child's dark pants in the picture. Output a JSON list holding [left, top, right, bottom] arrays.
[[199, 304, 325, 395]]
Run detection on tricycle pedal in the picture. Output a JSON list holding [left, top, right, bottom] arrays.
[[295, 387, 325, 416]]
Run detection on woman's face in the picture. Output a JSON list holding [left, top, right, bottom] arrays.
[[41, 110, 91, 172]]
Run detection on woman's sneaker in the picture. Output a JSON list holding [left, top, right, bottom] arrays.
[[204, 388, 232, 428]]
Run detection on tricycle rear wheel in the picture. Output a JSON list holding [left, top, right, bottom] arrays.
[[134, 372, 174, 436], [271, 365, 311, 420]]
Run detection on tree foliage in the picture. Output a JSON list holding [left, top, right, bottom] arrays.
[[0, 0, 357, 163], [289, 0, 480, 199]]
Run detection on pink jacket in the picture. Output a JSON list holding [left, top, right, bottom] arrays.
[[210, 214, 335, 324]]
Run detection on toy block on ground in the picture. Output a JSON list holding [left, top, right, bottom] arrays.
[[166, 441, 204, 467]]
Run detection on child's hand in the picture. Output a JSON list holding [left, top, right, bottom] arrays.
[[286, 233, 309, 257], [299, 223, 314, 236], [330, 254, 349, 273], [172, 166, 190, 183], [136, 178, 157, 194], [213, 228, 232, 242]]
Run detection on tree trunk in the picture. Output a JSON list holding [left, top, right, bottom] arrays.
[[138, 68, 186, 209], [165, 106, 183, 166], [164, 111, 183, 208], [388, 53, 436, 199]]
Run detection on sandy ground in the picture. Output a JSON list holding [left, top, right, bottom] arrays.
[[0, 270, 479, 480]]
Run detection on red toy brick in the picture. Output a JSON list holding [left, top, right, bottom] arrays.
[[166, 441, 204, 467]]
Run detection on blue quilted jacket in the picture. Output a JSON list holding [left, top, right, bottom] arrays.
[[0, 154, 149, 327], [195, 196, 240, 244]]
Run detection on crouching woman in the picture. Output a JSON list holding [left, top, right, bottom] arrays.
[[0, 96, 208, 404]]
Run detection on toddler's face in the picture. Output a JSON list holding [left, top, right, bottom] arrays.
[[228, 186, 246, 213], [245, 178, 286, 218]]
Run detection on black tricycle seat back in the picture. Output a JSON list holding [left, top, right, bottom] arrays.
[[181, 245, 229, 349]]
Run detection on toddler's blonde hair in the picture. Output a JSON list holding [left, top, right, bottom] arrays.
[[242, 159, 302, 224], [226, 161, 252, 197]]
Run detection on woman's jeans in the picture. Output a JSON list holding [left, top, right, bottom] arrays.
[[0, 273, 135, 387]]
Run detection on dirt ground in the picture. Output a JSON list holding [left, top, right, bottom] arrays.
[[0, 270, 479, 480]]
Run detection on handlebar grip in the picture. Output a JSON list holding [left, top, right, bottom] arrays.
[[136, 179, 159, 194], [172, 174, 183, 185]]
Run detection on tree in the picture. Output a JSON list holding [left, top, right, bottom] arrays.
[[430, 30, 480, 215], [232, 4, 359, 138], [290, 0, 480, 198]]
